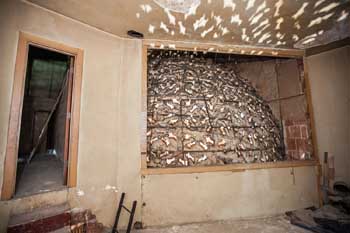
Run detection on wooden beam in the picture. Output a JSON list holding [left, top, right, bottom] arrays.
[[305, 37, 350, 57], [67, 48, 83, 188], [141, 160, 318, 175], [143, 40, 305, 58]]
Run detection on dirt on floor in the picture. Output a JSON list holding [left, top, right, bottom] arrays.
[[131, 215, 310, 233]]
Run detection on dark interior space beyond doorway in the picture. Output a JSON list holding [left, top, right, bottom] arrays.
[[15, 45, 72, 197]]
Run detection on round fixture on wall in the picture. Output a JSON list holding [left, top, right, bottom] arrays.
[[127, 30, 144, 38]]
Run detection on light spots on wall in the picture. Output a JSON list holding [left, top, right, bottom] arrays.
[[292, 2, 309, 20], [77, 189, 85, 196], [140, 4, 152, 13], [220, 26, 229, 36], [255, 1, 266, 14], [337, 10, 349, 21], [302, 37, 316, 45], [135, 0, 349, 49], [315, 2, 340, 14], [148, 24, 155, 33], [160, 21, 169, 33], [185, 2, 201, 19], [201, 25, 214, 38], [258, 32, 270, 43], [292, 34, 299, 42], [308, 12, 334, 27], [178, 21, 186, 34], [223, 0, 236, 11], [213, 15, 223, 26], [314, 0, 326, 8], [275, 17, 284, 30], [274, 0, 283, 17], [294, 21, 301, 30], [276, 32, 285, 40], [230, 14, 242, 25], [245, 0, 256, 10], [153, 0, 200, 14], [104, 185, 118, 193], [164, 8, 176, 25], [193, 14, 209, 31], [249, 12, 264, 25]]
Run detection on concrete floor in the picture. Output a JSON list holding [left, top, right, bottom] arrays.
[[15, 155, 65, 197], [133, 215, 309, 233]]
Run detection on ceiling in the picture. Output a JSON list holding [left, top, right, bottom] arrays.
[[28, 0, 350, 49]]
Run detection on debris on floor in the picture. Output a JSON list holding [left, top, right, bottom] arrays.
[[132, 215, 310, 233], [286, 182, 350, 233]]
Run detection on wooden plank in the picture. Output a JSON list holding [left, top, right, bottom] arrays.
[[305, 37, 350, 57], [140, 45, 148, 154], [143, 40, 305, 58], [303, 56, 322, 207], [141, 160, 318, 175], [63, 57, 74, 183], [22, 32, 81, 56], [141, 153, 147, 170], [67, 49, 83, 188]]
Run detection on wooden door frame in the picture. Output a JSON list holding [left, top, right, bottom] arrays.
[[1, 32, 84, 200]]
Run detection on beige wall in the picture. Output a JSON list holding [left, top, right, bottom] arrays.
[[0, 0, 141, 229], [141, 167, 318, 227], [0, 0, 319, 230], [307, 46, 350, 185]]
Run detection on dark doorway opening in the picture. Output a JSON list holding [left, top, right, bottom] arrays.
[[15, 45, 73, 197]]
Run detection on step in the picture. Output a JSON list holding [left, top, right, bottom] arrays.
[[8, 203, 70, 233]]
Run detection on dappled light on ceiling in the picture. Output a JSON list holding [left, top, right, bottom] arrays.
[[134, 0, 350, 49]]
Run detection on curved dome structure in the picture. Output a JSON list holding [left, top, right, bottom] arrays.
[[147, 50, 284, 168]]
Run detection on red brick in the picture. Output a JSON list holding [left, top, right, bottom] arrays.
[[289, 125, 301, 138], [286, 138, 296, 150], [296, 139, 308, 152], [284, 119, 294, 126], [300, 125, 308, 138]]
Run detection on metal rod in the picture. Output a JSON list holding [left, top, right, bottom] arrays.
[[126, 201, 137, 233], [112, 192, 125, 233], [27, 69, 69, 164]]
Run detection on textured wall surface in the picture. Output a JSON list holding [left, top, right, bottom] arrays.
[[307, 46, 350, 185], [0, 0, 141, 230], [0, 0, 320, 230], [141, 166, 318, 227]]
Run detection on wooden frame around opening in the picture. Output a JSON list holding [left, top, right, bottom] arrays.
[[140, 40, 320, 175], [1, 32, 83, 200]]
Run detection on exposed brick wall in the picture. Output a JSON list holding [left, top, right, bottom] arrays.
[[284, 120, 313, 160]]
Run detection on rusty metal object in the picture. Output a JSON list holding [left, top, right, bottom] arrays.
[[147, 50, 284, 168]]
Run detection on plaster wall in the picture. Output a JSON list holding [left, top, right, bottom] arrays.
[[0, 0, 141, 230], [141, 167, 318, 227], [0, 0, 320, 231], [307, 46, 350, 185]]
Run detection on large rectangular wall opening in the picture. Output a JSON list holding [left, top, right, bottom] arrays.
[[15, 45, 73, 197], [146, 49, 314, 168]]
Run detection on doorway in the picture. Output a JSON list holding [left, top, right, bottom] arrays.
[[15, 45, 73, 197], [1, 32, 83, 200]]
